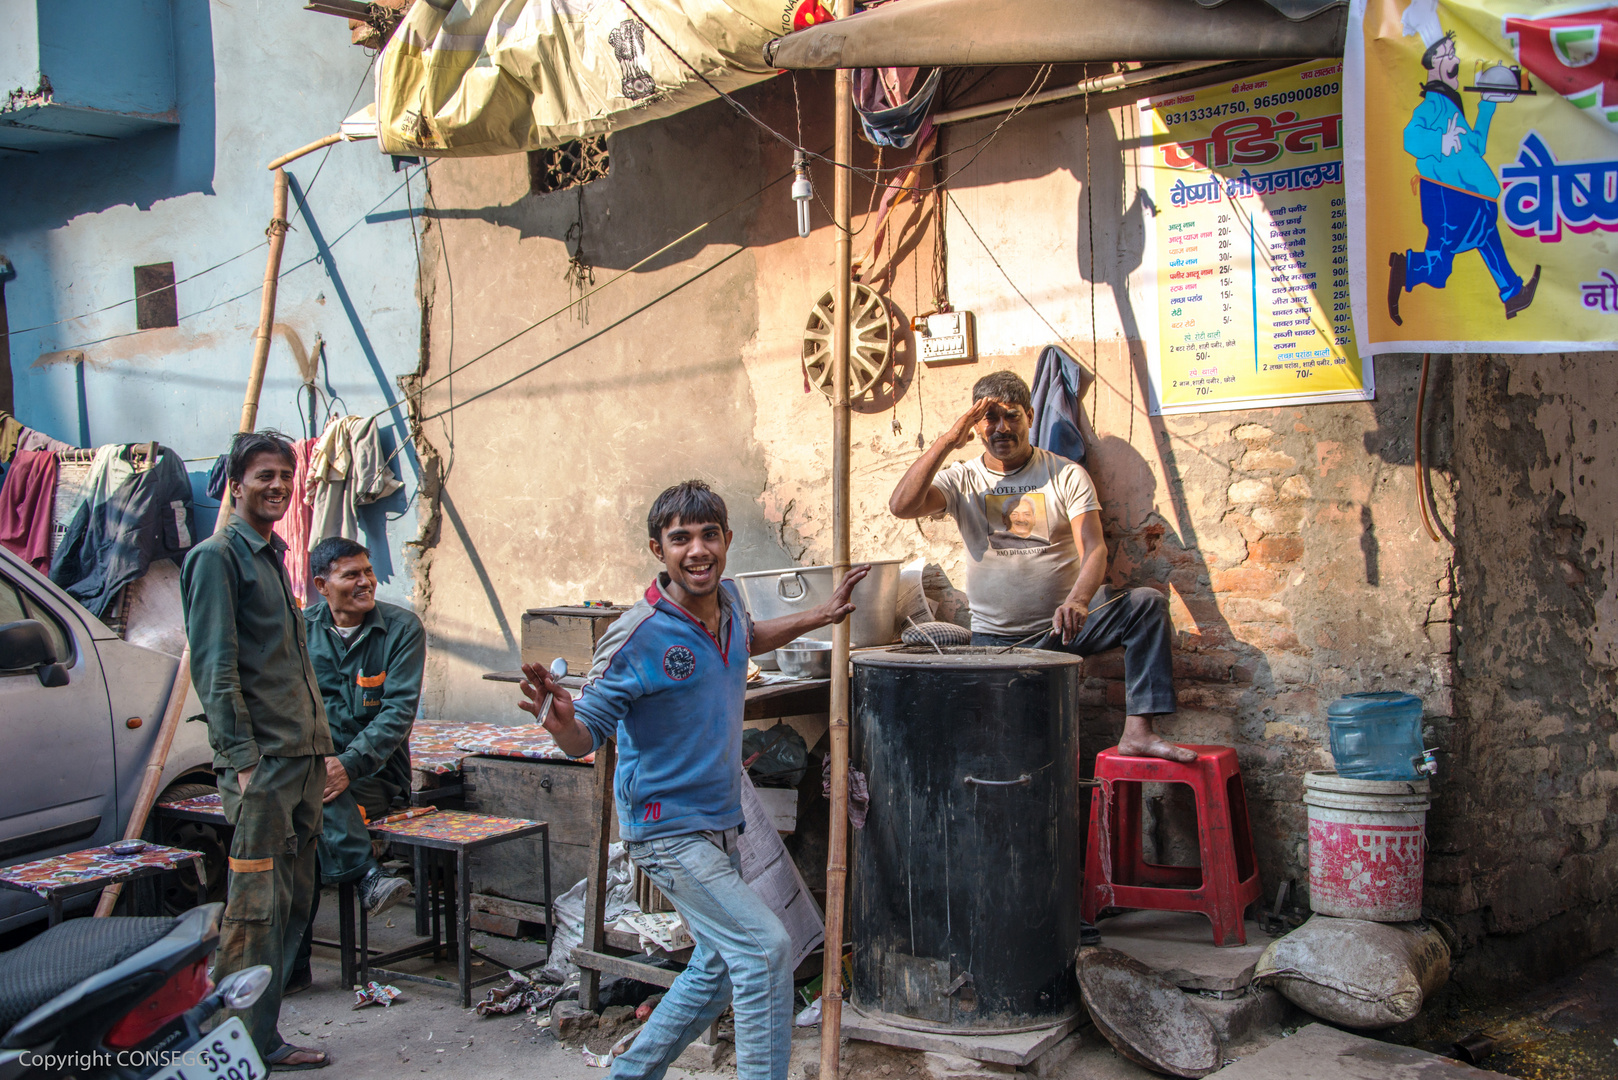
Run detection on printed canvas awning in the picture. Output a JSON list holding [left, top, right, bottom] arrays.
[[377, 0, 823, 156]]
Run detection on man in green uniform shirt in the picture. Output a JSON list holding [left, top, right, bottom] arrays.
[[180, 432, 332, 1070]]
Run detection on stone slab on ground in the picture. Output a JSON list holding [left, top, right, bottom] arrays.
[[1098, 911, 1274, 992], [839, 1008, 1080, 1066], [1188, 984, 1296, 1046], [1206, 1023, 1513, 1079]]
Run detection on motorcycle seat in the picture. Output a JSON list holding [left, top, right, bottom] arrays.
[[0, 917, 178, 1038]]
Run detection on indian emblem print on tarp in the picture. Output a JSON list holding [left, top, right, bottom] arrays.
[[608, 19, 657, 101]]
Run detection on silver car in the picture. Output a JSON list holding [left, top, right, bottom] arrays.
[[0, 544, 217, 930]]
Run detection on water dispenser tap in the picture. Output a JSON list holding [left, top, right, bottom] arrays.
[[1415, 748, 1439, 777]]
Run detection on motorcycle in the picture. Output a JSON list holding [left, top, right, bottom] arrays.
[[0, 904, 271, 1080]]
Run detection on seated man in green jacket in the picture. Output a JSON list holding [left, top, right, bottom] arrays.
[[288, 536, 425, 990]]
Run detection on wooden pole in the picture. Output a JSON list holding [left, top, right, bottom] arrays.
[[217, 168, 292, 531], [819, 39, 856, 1079], [96, 167, 294, 917]]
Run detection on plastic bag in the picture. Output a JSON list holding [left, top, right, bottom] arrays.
[[1255, 915, 1450, 1029], [743, 723, 808, 787], [542, 842, 639, 983]]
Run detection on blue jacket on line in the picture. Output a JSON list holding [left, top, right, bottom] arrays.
[[571, 576, 753, 841]]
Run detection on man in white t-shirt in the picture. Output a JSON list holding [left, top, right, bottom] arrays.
[[889, 370, 1193, 764]]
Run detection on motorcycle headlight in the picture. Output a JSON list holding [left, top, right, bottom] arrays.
[[218, 966, 275, 1010]]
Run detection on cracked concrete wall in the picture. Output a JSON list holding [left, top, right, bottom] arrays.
[[1437, 355, 1618, 995], [416, 77, 1617, 970]]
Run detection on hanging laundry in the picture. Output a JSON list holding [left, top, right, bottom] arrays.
[[18, 428, 76, 454], [205, 454, 228, 503], [50, 444, 198, 618], [0, 411, 24, 465], [0, 450, 60, 572], [307, 417, 402, 550], [852, 125, 937, 287], [271, 437, 318, 606], [1030, 345, 1090, 465], [854, 67, 941, 150]]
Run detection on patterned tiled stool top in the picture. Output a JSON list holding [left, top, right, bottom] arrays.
[[410, 722, 510, 774], [454, 725, 586, 763], [0, 844, 203, 895], [158, 792, 226, 815], [368, 809, 543, 845]]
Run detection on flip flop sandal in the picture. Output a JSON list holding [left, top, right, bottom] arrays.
[[267, 1045, 332, 1072]]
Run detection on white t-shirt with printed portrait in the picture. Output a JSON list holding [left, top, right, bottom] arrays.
[[930, 447, 1102, 637]]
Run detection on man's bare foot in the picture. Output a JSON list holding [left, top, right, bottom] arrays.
[[267, 1046, 331, 1071], [1118, 715, 1198, 763]]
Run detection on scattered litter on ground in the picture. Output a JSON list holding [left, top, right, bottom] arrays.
[[476, 971, 572, 1016], [353, 982, 403, 1009]]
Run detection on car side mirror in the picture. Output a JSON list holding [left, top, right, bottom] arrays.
[[0, 620, 69, 687]]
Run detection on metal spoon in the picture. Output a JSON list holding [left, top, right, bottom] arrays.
[[537, 657, 568, 724]]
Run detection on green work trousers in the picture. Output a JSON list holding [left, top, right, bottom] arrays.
[[217, 755, 323, 1059], [318, 774, 400, 885]]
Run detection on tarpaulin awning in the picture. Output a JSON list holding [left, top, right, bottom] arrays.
[[764, 0, 1349, 70], [377, 0, 809, 157]]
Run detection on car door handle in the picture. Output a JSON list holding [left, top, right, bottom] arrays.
[[0, 816, 102, 861]]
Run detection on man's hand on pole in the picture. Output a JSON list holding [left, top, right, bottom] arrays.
[[818, 564, 872, 626], [1053, 599, 1088, 645]]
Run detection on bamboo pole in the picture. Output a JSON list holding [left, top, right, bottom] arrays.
[[268, 133, 344, 171], [96, 168, 295, 917], [819, 37, 856, 1078]]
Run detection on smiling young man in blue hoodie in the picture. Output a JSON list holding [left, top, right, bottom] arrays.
[[519, 481, 868, 1080]]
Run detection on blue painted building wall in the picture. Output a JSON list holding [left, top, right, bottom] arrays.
[[0, 1, 423, 602]]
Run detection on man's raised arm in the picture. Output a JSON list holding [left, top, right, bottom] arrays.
[[889, 399, 989, 519]]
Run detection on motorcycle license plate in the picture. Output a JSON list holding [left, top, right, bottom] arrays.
[[153, 1018, 266, 1080]]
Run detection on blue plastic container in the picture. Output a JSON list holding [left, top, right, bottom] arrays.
[[1326, 692, 1425, 780]]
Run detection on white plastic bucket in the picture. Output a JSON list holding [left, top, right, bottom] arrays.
[[1304, 771, 1431, 922]]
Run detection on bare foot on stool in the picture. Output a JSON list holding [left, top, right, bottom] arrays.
[[1117, 715, 1197, 763]]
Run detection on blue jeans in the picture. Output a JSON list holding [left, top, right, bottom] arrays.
[[612, 834, 794, 1080]]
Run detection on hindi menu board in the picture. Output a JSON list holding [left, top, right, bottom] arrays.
[[1138, 62, 1375, 414]]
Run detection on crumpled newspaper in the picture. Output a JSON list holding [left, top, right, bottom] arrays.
[[475, 970, 570, 1017], [352, 982, 402, 1009], [822, 757, 870, 829], [613, 911, 693, 954]]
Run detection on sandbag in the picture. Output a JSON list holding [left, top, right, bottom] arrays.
[[1255, 915, 1449, 1029]]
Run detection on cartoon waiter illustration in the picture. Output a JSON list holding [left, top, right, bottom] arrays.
[[1388, 0, 1540, 325]]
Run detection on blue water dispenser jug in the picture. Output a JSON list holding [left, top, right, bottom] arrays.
[[1326, 692, 1428, 780]]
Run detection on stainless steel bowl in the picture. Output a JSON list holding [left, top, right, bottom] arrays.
[[775, 638, 833, 679]]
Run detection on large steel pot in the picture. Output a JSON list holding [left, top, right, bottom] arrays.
[[733, 560, 902, 647]]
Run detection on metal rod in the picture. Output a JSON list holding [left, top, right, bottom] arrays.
[[820, 31, 856, 1079], [906, 615, 944, 655], [932, 61, 1233, 126]]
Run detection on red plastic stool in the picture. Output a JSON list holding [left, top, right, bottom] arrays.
[[1081, 744, 1262, 946]]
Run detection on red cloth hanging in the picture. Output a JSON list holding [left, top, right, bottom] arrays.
[[0, 450, 60, 572], [272, 437, 318, 606]]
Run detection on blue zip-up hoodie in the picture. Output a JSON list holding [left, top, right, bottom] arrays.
[[571, 576, 753, 841]]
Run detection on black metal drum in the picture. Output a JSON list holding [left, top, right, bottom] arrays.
[[850, 646, 1084, 1033]]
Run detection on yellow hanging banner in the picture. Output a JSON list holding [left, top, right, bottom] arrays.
[[1139, 62, 1374, 414], [1347, 0, 1618, 354]]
